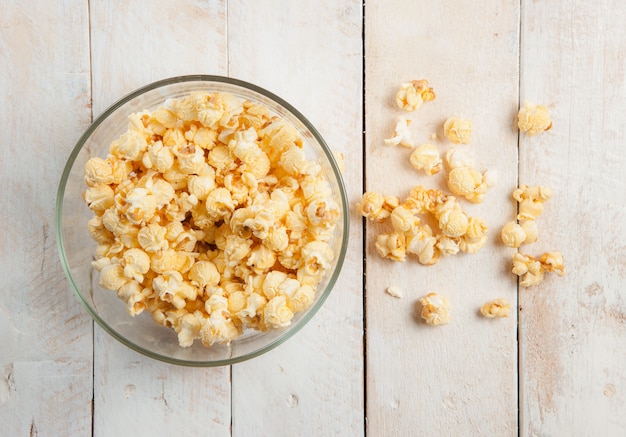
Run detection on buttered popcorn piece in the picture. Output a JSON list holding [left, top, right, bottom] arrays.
[[518, 102, 552, 135], [447, 166, 490, 204], [410, 144, 442, 175], [395, 79, 436, 112], [513, 184, 553, 220], [385, 286, 403, 299], [501, 220, 538, 248], [375, 232, 407, 262], [384, 117, 414, 148], [83, 91, 342, 348], [357, 191, 400, 222], [419, 292, 451, 326], [480, 298, 511, 319], [512, 251, 565, 287], [443, 117, 472, 144]]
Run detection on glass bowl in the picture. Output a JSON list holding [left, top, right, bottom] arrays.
[[56, 75, 348, 366]]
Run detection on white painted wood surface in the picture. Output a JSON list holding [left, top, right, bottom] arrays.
[[365, 1, 520, 435], [518, 2, 626, 435], [1, 1, 625, 436]]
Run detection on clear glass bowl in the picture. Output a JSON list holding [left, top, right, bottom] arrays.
[[55, 75, 348, 366]]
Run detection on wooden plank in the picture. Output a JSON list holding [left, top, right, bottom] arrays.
[[89, 1, 231, 436], [0, 1, 93, 435], [365, 1, 520, 435], [519, 1, 626, 435], [227, 1, 365, 435]]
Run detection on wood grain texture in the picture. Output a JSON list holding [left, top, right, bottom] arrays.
[[365, 1, 520, 435], [89, 2, 231, 436], [519, 1, 626, 435], [0, 0, 93, 435], [228, 1, 364, 435]]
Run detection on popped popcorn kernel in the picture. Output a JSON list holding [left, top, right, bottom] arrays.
[[518, 102, 552, 135], [539, 251, 566, 276], [459, 217, 488, 254], [447, 166, 489, 203], [406, 227, 440, 265], [513, 251, 564, 287], [375, 232, 407, 262], [501, 221, 526, 248], [480, 298, 511, 318], [357, 192, 399, 222], [501, 220, 537, 248], [83, 91, 342, 348], [385, 286, 403, 299], [513, 184, 553, 220], [418, 292, 451, 326], [395, 79, 436, 112], [384, 116, 414, 147], [409, 144, 442, 175], [443, 117, 472, 144]]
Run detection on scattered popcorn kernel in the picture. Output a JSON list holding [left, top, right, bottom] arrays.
[[406, 227, 440, 265], [512, 251, 564, 287], [385, 286, 403, 299], [480, 298, 511, 318], [443, 117, 472, 144], [375, 232, 407, 262], [447, 166, 489, 203], [418, 292, 451, 326], [539, 251, 566, 276], [384, 117, 414, 147], [459, 217, 488, 254], [395, 79, 436, 112], [357, 191, 399, 222], [513, 184, 553, 220], [518, 102, 552, 135], [434, 199, 469, 238], [444, 147, 475, 170], [390, 205, 421, 234], [501, 221, 526, 248], [409, 144, 442, 175], [501, 220, 538, 247], [521, 220, 538, 244]]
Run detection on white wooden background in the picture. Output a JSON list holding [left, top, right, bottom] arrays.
[[1, 1, 624, 436]]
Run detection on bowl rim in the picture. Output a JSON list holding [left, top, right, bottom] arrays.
[[55, 74, 350, 367]]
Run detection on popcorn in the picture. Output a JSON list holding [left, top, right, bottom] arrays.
[[459, 217, 488, 254], [500, 221, 526, 248], [447, 166, 489, 203], [501, 220, 537, 248], [395, 80, 436, 112], [480, 298, 511, 318], [263, 296, 294, 329], [406, 226, 439, 265], [513, 184, 553, 220], [121, 248, 151, 283], [518, 102, 552, 135], [99, 264, 129, 291], [84, 184, 115, 211], [444, 147, 474, 170], [443, 117, 472, 144], [409, 144, 442, 175], [512, 251, 565, 287], [356, 192, 400, 222], [83, 91, 341, 348], [539, 251, 566, 276], [384, 117, 414, 147], [385, 286, 403, 299], [419, 292, 451, 326], [390, 205, 421, 234], [375, 232, 407, 262]]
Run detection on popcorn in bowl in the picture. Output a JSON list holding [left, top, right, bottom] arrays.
[[81, 90, 343, 349]]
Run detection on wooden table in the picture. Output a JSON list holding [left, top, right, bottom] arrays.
[[2, 1, 625, 435]]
